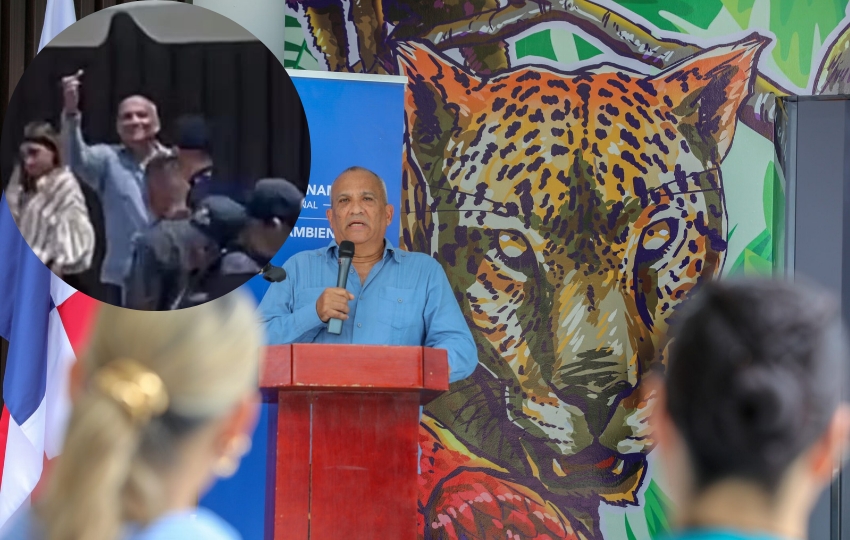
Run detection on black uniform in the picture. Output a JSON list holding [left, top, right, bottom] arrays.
[[123, 218, 208, 310], [169, 195, 250, 309]]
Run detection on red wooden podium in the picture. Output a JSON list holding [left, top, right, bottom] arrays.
[[260, 344, 449, 539]]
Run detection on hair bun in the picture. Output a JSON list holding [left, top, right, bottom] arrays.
[[729, 365, 804, 438]]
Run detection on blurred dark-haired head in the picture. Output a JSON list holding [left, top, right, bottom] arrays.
[[19, 122, 62, 182], [174, 115, 214, 181], [191, 195, 248, 248], [174, 115, 211, 154], [240, 178, 303, 259], [247, 178, 303, 227], [659, 277, 849, 497]]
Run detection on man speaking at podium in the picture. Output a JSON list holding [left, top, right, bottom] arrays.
[[258, 166, 477, 385]]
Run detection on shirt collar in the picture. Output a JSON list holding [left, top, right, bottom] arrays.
[[119, 141, 171, 168], [325, 239, 401, 262]]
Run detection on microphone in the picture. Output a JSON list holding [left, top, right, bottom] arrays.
[[327, 240, 355, 335], [260, 263, 287, 283]]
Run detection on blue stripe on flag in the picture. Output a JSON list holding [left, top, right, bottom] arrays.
[[0, 194, 53, 425]]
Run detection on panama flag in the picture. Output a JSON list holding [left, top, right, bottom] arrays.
[[0, 2, 85, 531], [0, 193, 98, 532]]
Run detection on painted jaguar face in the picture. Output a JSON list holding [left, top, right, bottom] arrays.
[[399, 36, 765, 498]]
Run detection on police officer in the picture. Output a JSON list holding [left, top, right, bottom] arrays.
[[220, 178, 304, 275], [173, 115, 242, 209], [123, 154, 190, 310], [169, 195, 250, 309], [124, 187, 247, 310]]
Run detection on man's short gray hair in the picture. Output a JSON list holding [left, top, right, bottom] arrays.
[[336, 166, 388, 205]]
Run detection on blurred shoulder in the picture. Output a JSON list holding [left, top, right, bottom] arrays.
[[127, 508, 240, 540], [659, 530, 785, 540], [51, 167, 81, 186], [0, 508, 44, 540]]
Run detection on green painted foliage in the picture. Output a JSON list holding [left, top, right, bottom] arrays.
[[515, 29, 559, 61], [728, 161, 784, 276], [770, 0, 847, 88], [721, 0, 757, 29], [284, 15, 317, 69], [614, 0, 725, 32], [644, 480, 673, 538], [625, 515, 638, 540], [718, 0, 849, 87], [574, 35, 603, 61]]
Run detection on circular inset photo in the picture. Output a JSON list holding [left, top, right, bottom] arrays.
[[1, 1, 310, 310]]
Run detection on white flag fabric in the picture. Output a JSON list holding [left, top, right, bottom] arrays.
[[37, 0, 76, 52]]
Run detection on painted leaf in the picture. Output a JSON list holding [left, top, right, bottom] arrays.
[[614, 0, 725, 32], [625, 515, 638, 540], [515, 30, 558, 61], [744, 248, 774, 275], [574, 35, 603, 60], [729, 228, 773, 275], [643, 480, 672, 538], [721, 0, 757, 29], [765, 0, 848, 88]]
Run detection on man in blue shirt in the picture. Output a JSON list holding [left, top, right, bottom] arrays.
[[60, 69, 171, 306], [259, 166, 477, 384]]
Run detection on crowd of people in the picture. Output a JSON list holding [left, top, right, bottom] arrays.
[[5, 69, 303, 309], [1, 276, 847, 540]]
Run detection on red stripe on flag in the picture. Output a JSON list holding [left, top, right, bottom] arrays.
[[0, 407, 10, 490], [56, 292, 99, 359]]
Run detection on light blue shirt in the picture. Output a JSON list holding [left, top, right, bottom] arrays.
[[1, 507, 240, 540], [259, 239, 478, 383], [62, 113, 165, 287], [661, 529, 788, 540]]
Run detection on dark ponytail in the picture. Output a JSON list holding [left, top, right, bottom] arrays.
[[665, 278, 848, 491]]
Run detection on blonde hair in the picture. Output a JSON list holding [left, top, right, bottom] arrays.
[[39, 292, 262, 540]]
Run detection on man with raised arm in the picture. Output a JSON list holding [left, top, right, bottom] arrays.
[[60, 69, 171, 305]]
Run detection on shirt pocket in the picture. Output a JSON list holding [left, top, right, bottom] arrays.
[[378, 287, 419, 331]]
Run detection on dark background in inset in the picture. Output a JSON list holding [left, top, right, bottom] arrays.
[[0, 0, 195, 126], [0, 10, 310, 305], [0, 0, 191, 411]]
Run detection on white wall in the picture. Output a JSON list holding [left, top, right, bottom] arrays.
[[192, 0, 287, 66]]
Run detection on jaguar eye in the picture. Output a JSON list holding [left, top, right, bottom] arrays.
[[494, 230, 534, 270], [639, 218, 678, 257]]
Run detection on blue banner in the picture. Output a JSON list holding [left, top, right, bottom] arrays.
[[244, 71, 405, 301], [200, 71, 406, 539]]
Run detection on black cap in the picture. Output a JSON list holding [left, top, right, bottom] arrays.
[[190, 195, 248, 245], [247, 178, 303, 224], [175, 115, 211, 152]]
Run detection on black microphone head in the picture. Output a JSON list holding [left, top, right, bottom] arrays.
[[262, 265, 287, 282], [338, 240, 355, 259]]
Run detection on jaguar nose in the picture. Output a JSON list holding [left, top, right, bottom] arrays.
[[551, 349, 635, 438]]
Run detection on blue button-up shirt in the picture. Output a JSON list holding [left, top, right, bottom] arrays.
[[259, 240, 478, 383], [62, 113, 167, 287]]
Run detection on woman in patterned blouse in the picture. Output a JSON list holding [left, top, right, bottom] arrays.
[[5, 121, 94, 277]]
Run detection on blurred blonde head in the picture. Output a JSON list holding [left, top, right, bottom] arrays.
[[39, 292, 263, 540]]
